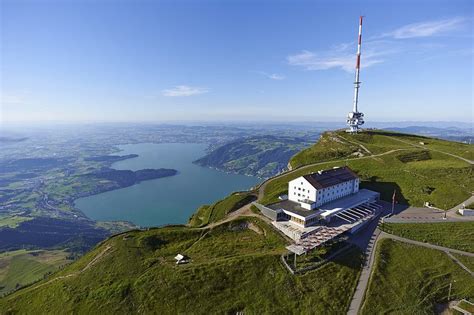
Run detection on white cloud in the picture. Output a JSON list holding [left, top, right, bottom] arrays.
[[268, 73, 285, 80], [162, 85, 209, 97], [255, 71, 285, 80], [386, 17, 465, 39], [287, 16, 466, 72], [287, 49, 385, 73]]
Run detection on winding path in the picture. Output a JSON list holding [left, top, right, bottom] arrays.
[[349, 228, 474, 315], [388, 136, 474, 165], [378, 232, 474, 258], [257, 148, 410, 201]]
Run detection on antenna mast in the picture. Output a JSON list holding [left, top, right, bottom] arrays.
[[346, 16, 365, 133]]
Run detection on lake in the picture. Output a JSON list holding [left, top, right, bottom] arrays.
[[75, 143, 260, 227]]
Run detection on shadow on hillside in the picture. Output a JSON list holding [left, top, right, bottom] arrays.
[[360, 180, 408, 208], [364, 130, 428, 139]]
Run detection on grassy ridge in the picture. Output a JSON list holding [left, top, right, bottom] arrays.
[[1, 218, 363, 314], [188, 192, 257, 227], [381, 222, 474, 253], [262, 130, 473, 208], [289, 131, 360, 168], [0, 249, 71, 296], [194, 135, 310, 177], [263, 149, 472, 208], [361, 239, 474, 314]]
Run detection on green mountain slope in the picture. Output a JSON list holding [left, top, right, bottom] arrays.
[[263, 130, 473, 208], [194, 135, 311, 177], [1, 129, 473, 312], [0, 218, 362, 313]]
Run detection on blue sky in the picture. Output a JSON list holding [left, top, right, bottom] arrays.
[[1, 0, 472, 123]]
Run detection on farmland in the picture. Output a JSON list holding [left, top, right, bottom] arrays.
[[0, 249, 71, 296]]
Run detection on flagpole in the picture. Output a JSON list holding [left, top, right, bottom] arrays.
[[391, 190, 396, 215]]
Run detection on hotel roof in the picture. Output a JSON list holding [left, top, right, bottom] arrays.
[[302, 166, 358, 189]]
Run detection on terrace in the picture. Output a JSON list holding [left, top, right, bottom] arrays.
[[286, 201, 383, 255]]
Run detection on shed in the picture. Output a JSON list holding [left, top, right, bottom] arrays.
[[174, 254, 190, 265]]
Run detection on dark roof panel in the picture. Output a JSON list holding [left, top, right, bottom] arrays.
[[303, 166, 358, 189]]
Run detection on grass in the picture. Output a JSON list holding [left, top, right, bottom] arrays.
[[283, 239, 350, 271], [188, 192, 257, 227], [361, 239, 474, 315], [289, 131, 360, 168], [452, 253, 474, 272], [465, 202, 474, 209], [262, 147, 473, 208], [286, 130, 473, 208], [389, 133, 474, 161], [0, 215, 33, 228], [396, 150, 431, 163], [0, 249, 71, 296], [0, 217, 363, 314], [380, 222, 474, 253]]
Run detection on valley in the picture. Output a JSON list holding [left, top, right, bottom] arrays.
[[2, 128, 472, 313]]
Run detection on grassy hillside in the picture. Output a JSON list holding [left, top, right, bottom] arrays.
[[194, 135, 311, 177], [188, 192, 257, 227], [262, 130, 473, 208], [2, 129, 472, 312], [289, 131, 360, 168], [289, 129, 473, 168], [0, 217, 363, 314], [0, 249, 71, 296], [452, 253, 474, 271], [380, 222, 474, 253], [361, 239, 474, 314]]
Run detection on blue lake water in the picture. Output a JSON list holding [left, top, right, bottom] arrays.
[[75, 143, 260, 227]]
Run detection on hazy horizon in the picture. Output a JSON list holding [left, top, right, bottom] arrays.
[[1, 0, 473, 123]]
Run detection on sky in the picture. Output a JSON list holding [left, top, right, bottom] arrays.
[[1, 0, 473, 123]]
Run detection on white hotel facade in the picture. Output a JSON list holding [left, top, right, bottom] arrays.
[[255, 166, 381, 242], [288, 167, 360, 210]]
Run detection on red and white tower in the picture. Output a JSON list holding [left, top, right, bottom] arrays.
[[347, 16, 365, 133]]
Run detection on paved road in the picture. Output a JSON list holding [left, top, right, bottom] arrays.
[[445, 251, 474, 277], [347, 201, 393, 315], [348, 229, 474, 315], [347, 227, 383, 315], [447, 195, 474, 220], [384, 194, 474, 223], [379, 231, 474, 257]]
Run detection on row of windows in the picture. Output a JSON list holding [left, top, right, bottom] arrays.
[[295, 186, 309, 193], [294, 192, 309, 200]]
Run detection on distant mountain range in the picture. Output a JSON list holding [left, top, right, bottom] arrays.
[[382, 126, 473, 143]]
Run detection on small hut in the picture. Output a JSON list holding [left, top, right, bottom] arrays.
[[174, 254, 190, 265]]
